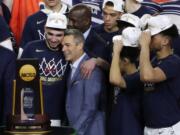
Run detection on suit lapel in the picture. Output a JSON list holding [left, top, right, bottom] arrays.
[[85, 28, 93, 43], [69, 54, 89, 87]]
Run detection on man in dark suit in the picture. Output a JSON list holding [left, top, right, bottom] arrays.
[[62, 29, 105, 135], [67, 4, 110, 77]]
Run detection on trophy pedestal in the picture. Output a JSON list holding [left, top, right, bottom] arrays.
[[6, 114, 51, 134]]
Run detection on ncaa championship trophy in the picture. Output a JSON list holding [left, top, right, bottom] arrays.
[[6, 59, 51, 134]]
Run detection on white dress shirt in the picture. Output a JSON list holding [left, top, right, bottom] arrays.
[[70, 53, 86, 79], [83, 26, 91, 40]]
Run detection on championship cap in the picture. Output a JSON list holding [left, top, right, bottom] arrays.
[[45, 13, 67, 29]]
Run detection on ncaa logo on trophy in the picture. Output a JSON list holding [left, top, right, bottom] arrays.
[[19, 64, 37, 82]]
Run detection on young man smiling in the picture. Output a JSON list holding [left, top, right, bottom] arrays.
[[21, 13, 69, 127], [19, 0, 69, 58]]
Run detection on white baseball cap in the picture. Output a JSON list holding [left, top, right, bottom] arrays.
[[147, 15, 173, 35], [113, 27, 142, 47], [102, 0, 124, 12], [118, 13, 141, 28], [45, 13, 67, 29]]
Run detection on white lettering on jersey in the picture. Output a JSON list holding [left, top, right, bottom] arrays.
[[39, 58, 68, 78], [37, 30, 46, 40]]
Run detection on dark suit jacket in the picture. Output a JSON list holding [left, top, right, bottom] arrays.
[[84, 28, 109, 62]]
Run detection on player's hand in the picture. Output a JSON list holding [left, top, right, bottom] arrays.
[[80, 58, 96, 79]]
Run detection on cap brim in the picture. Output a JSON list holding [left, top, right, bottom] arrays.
[[117, 20, 135, 29], [150, 29, 160, 36], [123, 42, 139, 47], [122, 38, 138, 47], [149, 23, 173, 36], [46, 26, 66, 30]]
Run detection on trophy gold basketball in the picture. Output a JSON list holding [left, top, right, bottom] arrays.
[[6, 59, 51, 134]]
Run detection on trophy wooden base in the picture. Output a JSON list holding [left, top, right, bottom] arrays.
[[4, 130, 51, 134], [6, 114, 51, 134]]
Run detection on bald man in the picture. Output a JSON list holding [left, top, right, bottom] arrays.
[[68, 4, 110, 78]]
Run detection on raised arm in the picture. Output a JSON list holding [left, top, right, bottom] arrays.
[[109, 36, 126, 88], [139, 31, 166, 83]]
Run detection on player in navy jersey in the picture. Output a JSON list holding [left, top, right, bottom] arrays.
[[109, 27, 144, 135], [19, 0, 69, 57], [139, 15, 180, 135], [21, 13, 69, 127], [0, 46, 16, 126], [94, 2, 141, 131], [93, 0, 125, 63], [141, 1, 180, 59]]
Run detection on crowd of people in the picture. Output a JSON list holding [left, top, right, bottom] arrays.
[[1, 0, 180, 135]]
